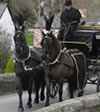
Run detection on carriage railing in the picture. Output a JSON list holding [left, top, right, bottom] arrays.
[[78, 25, 100, 35]]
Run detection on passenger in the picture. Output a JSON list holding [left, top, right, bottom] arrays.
[[58, 0, 81, 41]]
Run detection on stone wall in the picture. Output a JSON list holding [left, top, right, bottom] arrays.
[[33, 93, 100, 112], [0, 73, 17, 96]]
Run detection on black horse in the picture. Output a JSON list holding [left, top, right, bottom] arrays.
[[14, 26, 45, 112], [41, 31, 86, 106]]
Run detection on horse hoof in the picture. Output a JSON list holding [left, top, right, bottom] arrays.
[[27, 103, 32, 108], [34, 99, 39, 104], [59, 99, 63, 102], [78, 94, 82, 97], [78, 91, 83, 97], [40, 95, 45, 101], [18, 107, 24, 112], [45, 103, 49, 107]]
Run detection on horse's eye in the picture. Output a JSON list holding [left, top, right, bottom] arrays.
[[16, 34, 20, 38], [44, 40, 46, 44]]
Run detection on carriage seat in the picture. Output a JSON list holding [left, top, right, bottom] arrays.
[[64, 30, 97, 58]]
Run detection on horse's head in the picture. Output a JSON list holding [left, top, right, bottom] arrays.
[[41, 31, 61, 62], [41, 31, 53, 60], [14, 26, 29, 59]]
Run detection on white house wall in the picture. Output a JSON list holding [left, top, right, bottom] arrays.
[[0, 7, 15, 48]]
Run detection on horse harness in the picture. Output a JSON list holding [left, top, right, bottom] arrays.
[[14, 48, 41, 72], [45, 47, 74, 69], [44, 47, 86, 92]]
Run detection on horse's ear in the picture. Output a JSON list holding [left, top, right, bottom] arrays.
[[50, 31, 53, 35], [19, 25, 25, 32], [41, 31, 46, 37], [43, 14, 54, 31], [49, 31, 55, 41], [49, 31, 53, 38]]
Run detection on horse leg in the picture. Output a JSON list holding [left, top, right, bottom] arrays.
[[27, 86, 32, 108], [45, 76, 50, 106], [58, 81, 63, 102], [40, 82, 45, 101], [68, 81, 74, 98], [34, 84, 40, 104], [27, 78, 34, 108], [18, 86, 24, 112]]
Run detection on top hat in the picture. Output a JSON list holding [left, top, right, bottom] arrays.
[[64, 0, 72, 6]]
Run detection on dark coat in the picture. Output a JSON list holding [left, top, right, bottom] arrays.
[[58, 7, 81, 41], [60, 7, 81, 24]]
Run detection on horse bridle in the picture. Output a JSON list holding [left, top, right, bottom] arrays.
[[15, 30, 24, 35], [14, 31, 34, 71], [42, 36, 74, 68], [42, 33, 73, 67]]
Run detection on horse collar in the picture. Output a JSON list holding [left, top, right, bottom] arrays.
[[47, 48, 66, 65], [15, 50, 31, 63], [14, 49, 32, 71]]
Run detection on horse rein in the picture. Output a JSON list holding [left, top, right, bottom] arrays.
[[63, 20, 78, 47]]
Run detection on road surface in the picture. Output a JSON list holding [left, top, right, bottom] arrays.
[[0, 83, 97, 112]]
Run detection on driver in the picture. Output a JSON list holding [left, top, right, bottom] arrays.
[[58, 0, 81, 41]]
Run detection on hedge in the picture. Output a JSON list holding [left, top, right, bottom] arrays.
[[5, 56, 15, 73]]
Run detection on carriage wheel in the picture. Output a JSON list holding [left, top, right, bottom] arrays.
[[96, 77, 100, 92], [86, 70, 98, 84], [87, 76, 98, 84], [50, 81, 58, 98]]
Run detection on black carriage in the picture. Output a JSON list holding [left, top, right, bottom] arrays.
[[60, 24, 100, 92]]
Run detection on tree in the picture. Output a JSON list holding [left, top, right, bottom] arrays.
[[0, 0, 8, 3], [0, 26, 13, 73], [11, 0, 39, 28], [8, 0, 100, 28]]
